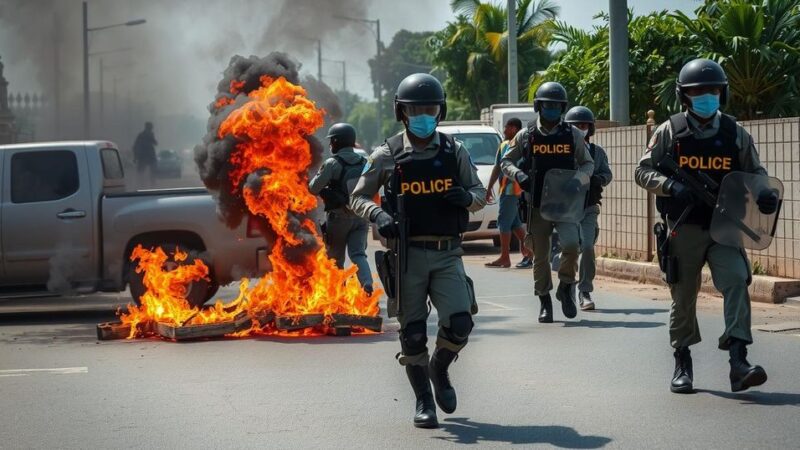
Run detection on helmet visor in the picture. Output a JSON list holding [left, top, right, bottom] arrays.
[[403, 103, 441, 118]]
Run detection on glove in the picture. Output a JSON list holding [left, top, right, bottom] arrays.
[[515, 172, 531, 192], [443, 186, 473, 208], [373, 210, 399, 239], [563, 178, 582, 194], [757, 189, 780, 215], [668, 179, 695, 203]]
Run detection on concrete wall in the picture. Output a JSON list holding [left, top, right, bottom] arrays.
[[593, 117, 800, 279]]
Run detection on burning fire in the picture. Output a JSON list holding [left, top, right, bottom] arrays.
[[118, 75, 380, 339]]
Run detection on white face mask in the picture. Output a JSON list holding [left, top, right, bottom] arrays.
[[578, 129, 589, 139]]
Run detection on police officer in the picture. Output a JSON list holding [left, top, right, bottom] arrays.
[[564, 106, 613, 310], [635, 58, 777, 393], [309, 123, 372, 294], [350, 73, 486, 428], [500, 82, 594, 323]]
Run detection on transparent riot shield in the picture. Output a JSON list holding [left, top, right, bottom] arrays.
[[539, 169, 589, 223], [710, 172, 783, 251]]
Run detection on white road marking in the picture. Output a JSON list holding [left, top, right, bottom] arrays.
[[477, 294, 531, 300], [481, 301, 513, 310], [0, 367, 88, 377]]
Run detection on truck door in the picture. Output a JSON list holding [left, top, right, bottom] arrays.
[[0, 145, 94, 288]]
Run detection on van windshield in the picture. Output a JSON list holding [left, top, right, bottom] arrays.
[[452, 133, 501, 165]]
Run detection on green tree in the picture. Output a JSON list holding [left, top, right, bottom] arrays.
[[674, 0, 800, 119], [346, 101, 379, 150], [430, 0, 558, 118], [534, 11, 694, 124]]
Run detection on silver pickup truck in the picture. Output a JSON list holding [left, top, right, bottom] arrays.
[[0, 141, 268, 306]]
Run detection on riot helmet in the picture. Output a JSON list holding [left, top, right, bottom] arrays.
[[393, 73, 447, 122], [676, 58, 729, 107], [326, 122, 357, 150], [533, 82, 568, 113], [564, 106, 596, 137]]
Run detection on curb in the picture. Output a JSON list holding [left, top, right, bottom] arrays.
[[595, 257, 800, 304]]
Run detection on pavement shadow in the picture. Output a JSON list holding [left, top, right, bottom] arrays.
[[0, 309, 117, 325], [698, 389, 800, 406], [0, 322, 98, 345], [592, 308, 668, 315], [435, 417, 612, 448], [561, 319, 665, 329]]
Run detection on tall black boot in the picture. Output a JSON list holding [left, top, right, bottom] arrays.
[[729, 338, 767, 392], [538, 295, 553, 323], [556, 281, 578, 319], [405, 364, 438, 428], [429, 347, 458, 413], [671, 347, 694, 394]]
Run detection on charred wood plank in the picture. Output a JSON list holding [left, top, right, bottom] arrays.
[[96, 321, 132, 340], [274, 314, 325, 331], [156, 312, 250, 341], [329, 314, 382, 332]]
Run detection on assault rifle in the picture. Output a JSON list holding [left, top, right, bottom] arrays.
[[374, 194, 408, 318]]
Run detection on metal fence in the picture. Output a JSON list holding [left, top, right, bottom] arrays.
[[593, 116, 800, 279]]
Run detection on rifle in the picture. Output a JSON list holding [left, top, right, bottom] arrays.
[[657, 157, 761, 243], [374, 194, 408, 318]]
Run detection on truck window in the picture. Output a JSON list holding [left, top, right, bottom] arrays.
[[452, 133, 501, 165], [10, 150, 79, 204], [101, 148, 124, 179]]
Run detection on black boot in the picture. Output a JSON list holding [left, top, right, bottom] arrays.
[[729, 339, 767, 392], [556, 282, 578, 319], [405, 364, 438, 428], [429, 348, 458, 414], [538, 295, 553, 323], [671, 347, 694, 394]]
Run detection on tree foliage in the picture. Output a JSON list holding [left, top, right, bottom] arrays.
[[430, 0, 558, 118]]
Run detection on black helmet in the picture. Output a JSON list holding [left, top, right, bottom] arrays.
[[564, 106, 595, 137], [533, 81, 568, 113], [326, 122, 357, 146], [676, 58, 729, 106], [394, 73, 447, 122]]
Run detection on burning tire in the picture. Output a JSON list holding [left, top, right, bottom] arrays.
[[128, 244, 217, 308]]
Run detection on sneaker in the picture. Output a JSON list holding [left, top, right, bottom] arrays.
[[515, 256, 532, 269], [579, 291, 595, 311]]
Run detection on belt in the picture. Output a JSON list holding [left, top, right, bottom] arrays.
[[408, 238, 461, 251]]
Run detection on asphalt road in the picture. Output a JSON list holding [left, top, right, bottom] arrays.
[[1, 242, 799, 449]]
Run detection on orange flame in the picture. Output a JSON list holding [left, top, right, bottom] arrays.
[[119, 76, 380, 338]]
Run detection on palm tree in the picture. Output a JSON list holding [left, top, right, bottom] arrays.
[[673, 0, 800, 119], [448, 0, 559, 102]]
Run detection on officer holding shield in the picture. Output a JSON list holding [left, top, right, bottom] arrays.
[[500, 82, 594, 323], [350, 73, 486, 428], [635, 58, 779, 394]]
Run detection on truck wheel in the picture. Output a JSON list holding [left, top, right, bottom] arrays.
[[128, 244, 217, 308]]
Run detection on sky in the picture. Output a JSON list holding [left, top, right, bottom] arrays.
[[0, 0, 702, 121]]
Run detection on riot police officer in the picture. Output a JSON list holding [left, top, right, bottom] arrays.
[[350, 73, 486, 428], [564, 106, 613, 310], [635, 58, 777, 393], [500, 82, 594, 323], [308, 123, 372, 293]]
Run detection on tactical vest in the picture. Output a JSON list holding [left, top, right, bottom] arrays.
[[521, 121, 576, 207], [385, 133, 468, 237], [659, 113, 741, 226], [319, 154, 366, 211], [587, 143, 603, 206]]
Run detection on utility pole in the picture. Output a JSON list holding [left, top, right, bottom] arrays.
[[507, 0, 518, 103], [82, 1, 89, 138], [99, 57, 104, 130], [53, 13, 61, 139], [609, 0, 630, 125], [317, 40, 322, 81]]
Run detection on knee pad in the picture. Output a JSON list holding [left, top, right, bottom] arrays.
[[400, 320, 428, 355], [440, 312, 474, 345]]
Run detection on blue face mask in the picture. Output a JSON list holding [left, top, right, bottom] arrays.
[[541, 107, 562, 122], [689, 93, 720, 119], [407, 114, 438, 138]]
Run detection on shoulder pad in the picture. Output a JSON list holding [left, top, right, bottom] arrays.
[[439, 132, 456, 153], [669, 113, 691, 139]]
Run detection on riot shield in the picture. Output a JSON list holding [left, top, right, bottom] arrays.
[[539, 169, 589, 223], [710, 172, 783, 251]]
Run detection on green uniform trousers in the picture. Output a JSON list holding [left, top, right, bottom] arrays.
[[526, 208, 581, 296], [577, 205, 600, 293], [396, 245, 475, 366], [668, 223, 753, 350]]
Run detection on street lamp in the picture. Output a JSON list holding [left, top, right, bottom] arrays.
[[82, 1, 145, 138], [334, 15, 381, 139]]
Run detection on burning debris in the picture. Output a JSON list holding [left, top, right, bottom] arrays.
[[101, 54, 380, 341]]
